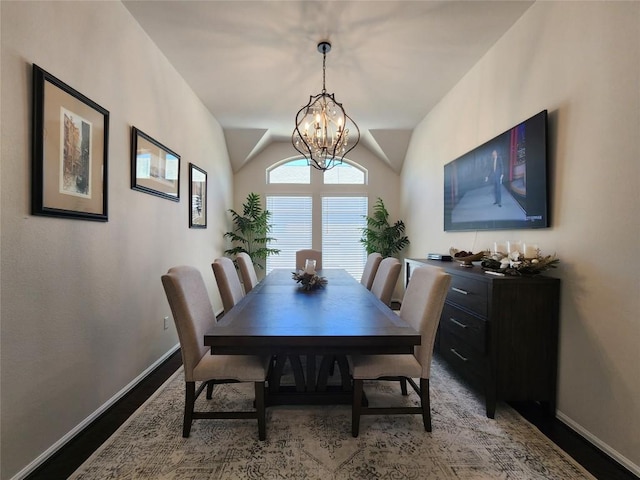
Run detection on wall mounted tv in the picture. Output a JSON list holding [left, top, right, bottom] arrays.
[[444, 110, 549, 231]]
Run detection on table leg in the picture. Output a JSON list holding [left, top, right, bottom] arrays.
[[289, 355, 306, 392], [305, 355, 316, 391]]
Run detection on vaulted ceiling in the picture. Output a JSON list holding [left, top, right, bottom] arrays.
[[123, 0, 533, 173]]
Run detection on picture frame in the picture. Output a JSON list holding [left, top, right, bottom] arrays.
[[189, 163, 207, 228], [31, 64, 109, 221], [131, 127, 180, 201]]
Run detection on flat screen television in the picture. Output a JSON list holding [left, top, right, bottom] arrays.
[[444, 110, 549, 231]]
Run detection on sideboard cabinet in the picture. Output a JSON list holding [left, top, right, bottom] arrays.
[[405, 258, 560, 418]]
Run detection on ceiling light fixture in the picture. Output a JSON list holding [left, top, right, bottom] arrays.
[[292, 41, 360, 171]]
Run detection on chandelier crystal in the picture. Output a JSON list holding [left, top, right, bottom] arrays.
[[292, 41, 360, 171]]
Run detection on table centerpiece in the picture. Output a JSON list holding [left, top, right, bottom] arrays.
[[480, 249, 559, 276], [292, 271, 328, 291]]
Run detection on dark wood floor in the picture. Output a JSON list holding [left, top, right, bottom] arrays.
[[26, 349, 637, 480]]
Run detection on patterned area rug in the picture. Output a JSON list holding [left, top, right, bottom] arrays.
[[70, 357, 594, 479]]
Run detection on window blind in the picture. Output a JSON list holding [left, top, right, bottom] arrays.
[[322, 196, 368, 279], [266, 196, 312, 273]]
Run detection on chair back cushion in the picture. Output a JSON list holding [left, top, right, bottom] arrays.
[[370, 257, 401, 306], [212, 257, 245, 313], [161, 266, 216, 382], [236, 252, 259, 293], [360, 253, 383, 290], [295, 249, 322, 271], [400, 265, 451, 378]]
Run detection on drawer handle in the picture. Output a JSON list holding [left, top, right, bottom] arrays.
[[450, 348, 468, 362], [451, 287, 469, 295], [449, 317, 468, 329]]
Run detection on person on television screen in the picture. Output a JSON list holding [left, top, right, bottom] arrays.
[[485, 149, 504, 207]]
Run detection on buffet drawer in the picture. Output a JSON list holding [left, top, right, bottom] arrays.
[[446, 275, 487, 317], [440, 303, 487, 353], [440, 329, 487, 385]]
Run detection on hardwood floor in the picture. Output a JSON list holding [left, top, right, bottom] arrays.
[[25, 349, 637, 480], [509, 401, 637, 480]]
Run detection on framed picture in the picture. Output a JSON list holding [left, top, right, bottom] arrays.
[[189, 163, 207, 228], [131, 127, 180, 201], [31, 64, 109, 221]]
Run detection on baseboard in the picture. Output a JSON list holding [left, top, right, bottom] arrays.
[[11, 344, 180, 480], [556, 410, 640, 477]]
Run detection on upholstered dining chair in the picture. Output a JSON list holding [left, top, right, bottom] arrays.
[[295, 249, 322, 271], [161, 266, 270, 440], [360, 252, 383, 290], [349, 264, 451, 437], [236, 252, 259, 294], [370, 257, 402, 306], [212, 257, 245, 314]]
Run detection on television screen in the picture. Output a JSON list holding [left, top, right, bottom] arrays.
[[444, 110, 549, 231]]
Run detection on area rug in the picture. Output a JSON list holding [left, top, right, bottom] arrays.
[[69, 358, 595, 479]]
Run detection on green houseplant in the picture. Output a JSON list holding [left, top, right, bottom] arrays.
[[360, 197, 410, 258], [224, 192, 279, 269]]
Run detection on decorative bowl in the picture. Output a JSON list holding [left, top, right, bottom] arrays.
[[449, 248, 488, 267]]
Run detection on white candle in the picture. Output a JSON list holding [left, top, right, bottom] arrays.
[[493, 242, 507, 255]]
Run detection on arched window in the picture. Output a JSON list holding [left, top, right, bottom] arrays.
[[267, 158, 310, 184], [265, 158, 368, 279], [323, 161, 366, 184], [267, 158, 367, 185]]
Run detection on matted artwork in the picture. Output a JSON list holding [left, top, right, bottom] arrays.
[[31, 64, 109, 221], [131, 127, 180, 201], [189, 163, 207, 228]]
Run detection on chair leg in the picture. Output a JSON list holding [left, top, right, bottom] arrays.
[[183, 381, 196, 437], [420, 378, 432, 432], [400, 377, 408, 395], [352, 379, 363, 437], [206, 381, 214, 399], [254, 381, 266, 440]]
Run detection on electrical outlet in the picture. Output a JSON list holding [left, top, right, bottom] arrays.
[[163, 316, 170, 330]]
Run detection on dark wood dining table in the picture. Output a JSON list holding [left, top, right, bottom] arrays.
[[204, 268, 420, 405]]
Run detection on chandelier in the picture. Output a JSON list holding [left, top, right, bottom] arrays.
[[292, 41, 360, 171]]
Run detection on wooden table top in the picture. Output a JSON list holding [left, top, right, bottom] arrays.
[[204, 269, 420, 355]]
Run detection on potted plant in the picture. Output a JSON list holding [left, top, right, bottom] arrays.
[[360, 197, 410, 258], [224, 192, 280, 270]]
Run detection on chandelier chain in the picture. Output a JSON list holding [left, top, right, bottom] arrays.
[[322, 50, 327, 94]]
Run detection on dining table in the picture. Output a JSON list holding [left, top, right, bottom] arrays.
[[204, 268, 421, 405]]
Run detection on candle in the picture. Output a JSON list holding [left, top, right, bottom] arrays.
[[304, 259, 316, 275]]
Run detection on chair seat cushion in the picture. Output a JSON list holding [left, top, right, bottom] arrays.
[[193, 354, 270, 382], [348, 354, 422, 380]]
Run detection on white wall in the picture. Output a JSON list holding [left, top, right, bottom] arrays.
[[0, 2, 232, 478], [401, 1, 639, 473]]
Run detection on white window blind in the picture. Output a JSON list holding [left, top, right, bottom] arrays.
[[266, 196, 312, 273], [322, 196, 368, 279]]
